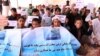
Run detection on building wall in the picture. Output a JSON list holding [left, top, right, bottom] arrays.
[[9, 0, 100, 8]]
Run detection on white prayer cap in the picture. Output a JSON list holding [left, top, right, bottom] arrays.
[[52, 16, 61, 22]]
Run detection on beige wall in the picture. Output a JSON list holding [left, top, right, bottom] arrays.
[[9, 0, 100, 8]]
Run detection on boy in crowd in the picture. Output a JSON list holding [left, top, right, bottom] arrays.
[[71, 17, 92, 55], [32, 8, 42, 20], [54, 7, 61, 15], [16, 16, 26, 29], [31, 18, 41, 29], [8, 8, 20, 20]]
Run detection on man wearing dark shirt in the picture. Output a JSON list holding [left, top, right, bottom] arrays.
[[8, 8, 20, 20], [67, 8, 81, 28]]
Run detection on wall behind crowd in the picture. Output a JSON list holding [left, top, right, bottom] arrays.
[[10, 0, 100, 8], [10, 0, 74, 8]]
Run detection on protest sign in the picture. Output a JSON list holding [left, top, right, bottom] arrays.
[[87, 3, 95, 13], [8, 21, 17, 27], [0, 29, 21, 56], [75, 0, 84, 10], [22, 27, 80, 56], [42, 17, 52, 26], [25, 16, 39, 26], [0, 27, 80, 56], [55, 15, 66, 23]]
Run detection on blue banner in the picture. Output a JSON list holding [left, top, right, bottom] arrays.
[[0, 30, 6, 56], [22, 27, 80, 56], [0, 27, 80, 56], [0, 29, 21, 56]]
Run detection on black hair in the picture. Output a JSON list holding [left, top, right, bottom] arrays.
[[17, 16, 26, 21], [32, 18, 41, 24], [55, 7, 61, 12], [32, 8, 39, 13], [98, 7, 100, 9], [51, 9, 54, 13], [29, 4, 32, 6], [55, 5, 59, 7], [46, 7, 51, 11], [74, 17, 83, 23], [11, 8, 17, 12]]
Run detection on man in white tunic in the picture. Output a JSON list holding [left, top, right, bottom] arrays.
[[90, 13, 100, 45]]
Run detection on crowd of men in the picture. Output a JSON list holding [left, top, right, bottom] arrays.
[[0, 3, 100, 56]]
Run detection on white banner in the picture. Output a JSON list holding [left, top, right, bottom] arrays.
[[0, 29, 21, 56], [8, 21, 17, 27], [55, 15, 66, 23]]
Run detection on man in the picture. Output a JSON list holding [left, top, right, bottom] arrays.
[[31, 18, 41, 29], [32, 8, 42, 20], [89, 13, 100, 45], [17, 7, 22, 15], [2, 0, 10, 16], [27, 4, 34, 16], [2, 0, 10, 6], [54, 7, 61, 15], [32, 8, 40, 16], [16, 16, 26, 29], [43, 7, 52, 17], [8, 8, 20, 20], [42, 7, 52, 26], [0, 0, 2, 14], [67, 8, 81, 28]]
